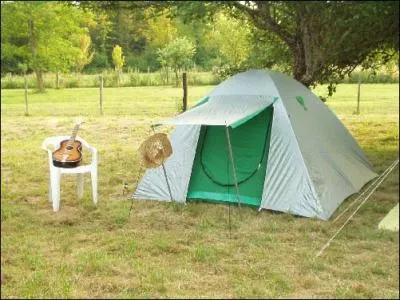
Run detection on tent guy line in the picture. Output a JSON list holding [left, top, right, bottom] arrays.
[[332, 158, 399, 224], [315, 158, 399, 258]]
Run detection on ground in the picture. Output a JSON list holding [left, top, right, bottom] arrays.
[[1, 84, 399, 298]]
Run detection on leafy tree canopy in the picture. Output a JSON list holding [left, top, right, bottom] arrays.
[[112, 45, 125, 72], [1, 1, 94, 91], [173, 1, 399, 91], [157, 37, 196, 85]]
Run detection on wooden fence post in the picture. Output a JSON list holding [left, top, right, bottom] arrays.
[[99, 74, 104, 115], [356, 77, 361, 115], [182, 72, 187, 112], [24, 73, 28, 116]]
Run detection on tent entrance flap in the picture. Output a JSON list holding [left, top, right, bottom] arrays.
[[187, 106, 274, 206]]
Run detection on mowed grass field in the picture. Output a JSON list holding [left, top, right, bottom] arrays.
[[1, 84, 399, 299]]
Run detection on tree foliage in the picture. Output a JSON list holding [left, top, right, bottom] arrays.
[[75, 35, 95, 72], [210, 13, 251, 67], [2, 0, 398, 96], [157, 37, 196, 85], [1, 1, 93, 91], [112, 45, 125, 72], [230, 1, 399, 89], [171, 1, 399, 92]]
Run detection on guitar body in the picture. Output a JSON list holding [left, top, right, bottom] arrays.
[[52, 140, 82, 168]]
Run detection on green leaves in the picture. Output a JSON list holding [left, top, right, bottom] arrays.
[[157, 37, 196, 71], [112, 45, 125, 71], [1, 1, 94, 88]]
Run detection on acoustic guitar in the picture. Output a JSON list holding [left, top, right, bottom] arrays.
[[52, 120, 84, 168]]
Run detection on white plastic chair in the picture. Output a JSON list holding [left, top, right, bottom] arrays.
[[42, 135, 98, 212]]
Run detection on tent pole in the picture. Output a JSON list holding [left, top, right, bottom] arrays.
[[161, 163, 174, 202], [225, 125, 241, 209], [152, 126, 174, 202]]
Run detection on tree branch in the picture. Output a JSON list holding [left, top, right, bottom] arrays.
[[255, 1, 296, 47], [232, 1, 295, 47]]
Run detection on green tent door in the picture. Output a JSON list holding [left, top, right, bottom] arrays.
[[187, 106, 274, 206]]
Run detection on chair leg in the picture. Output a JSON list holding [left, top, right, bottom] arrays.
[[50, 168, 61, 212], [77, 173, 84, 199], [91, 168, 98, 204]]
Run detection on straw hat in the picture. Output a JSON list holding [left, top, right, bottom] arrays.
[[138, 133, 173, 168]]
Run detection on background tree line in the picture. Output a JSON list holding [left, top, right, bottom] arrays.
[[1, 1, 399, 94], [1, 2, 255, 74]]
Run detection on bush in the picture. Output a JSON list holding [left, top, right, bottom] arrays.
[[101, 70, 119, 87], [1, 68, 397, 90], [63, 77, 80, 88], [1, 73, 21, 89], [85, 52, 110, 73], [342, 70, 399, 84]]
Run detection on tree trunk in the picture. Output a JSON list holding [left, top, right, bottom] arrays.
[[24, 73, 29, 116], [29, 15, 45, 92], [56, 71, 60, 89], [292, 42, 314, 88], [174, 69, 179, 87], [99, 74, 103, 115], [35, 70, 44, 92]]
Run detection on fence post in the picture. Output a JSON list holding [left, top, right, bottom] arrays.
[[356, 77, 361, 115], [24, 73, 28, 116], [99, 74, 103, 115], [56, 71, 59, 89], [182, 72, 187, 112]]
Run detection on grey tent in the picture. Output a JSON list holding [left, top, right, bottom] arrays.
[[133, 69, 377, 220]]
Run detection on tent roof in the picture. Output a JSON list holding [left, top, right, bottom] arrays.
[[155, 94, 278, 128]]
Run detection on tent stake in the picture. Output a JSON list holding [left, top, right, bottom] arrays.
[[225, 125, 241, 210]]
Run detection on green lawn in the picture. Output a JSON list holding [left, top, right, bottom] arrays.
[[1, 84, 399, 298]]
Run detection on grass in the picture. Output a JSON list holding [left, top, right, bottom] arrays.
[[1, 83, 399, 298]]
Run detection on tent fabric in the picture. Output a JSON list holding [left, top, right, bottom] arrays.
[[155, 95, 277, 127], [266, 71, 377, 218], [133, 69, 377, 220], [378, 203, 399, 231], [260, 98, 324, 218], [134, 125, 201, 202]]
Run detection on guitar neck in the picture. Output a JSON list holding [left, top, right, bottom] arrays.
[[67, 124, 81, 145]]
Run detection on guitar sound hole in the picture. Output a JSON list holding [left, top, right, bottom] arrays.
[[66, 146, 73, 150]]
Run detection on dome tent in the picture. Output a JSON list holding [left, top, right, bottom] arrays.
[[133, 69, 377, 220]]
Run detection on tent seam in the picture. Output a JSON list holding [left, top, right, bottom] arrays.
[[268, 72, 324, 217]]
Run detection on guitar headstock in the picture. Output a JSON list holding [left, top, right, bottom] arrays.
[[75, 117, 85, 127]]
